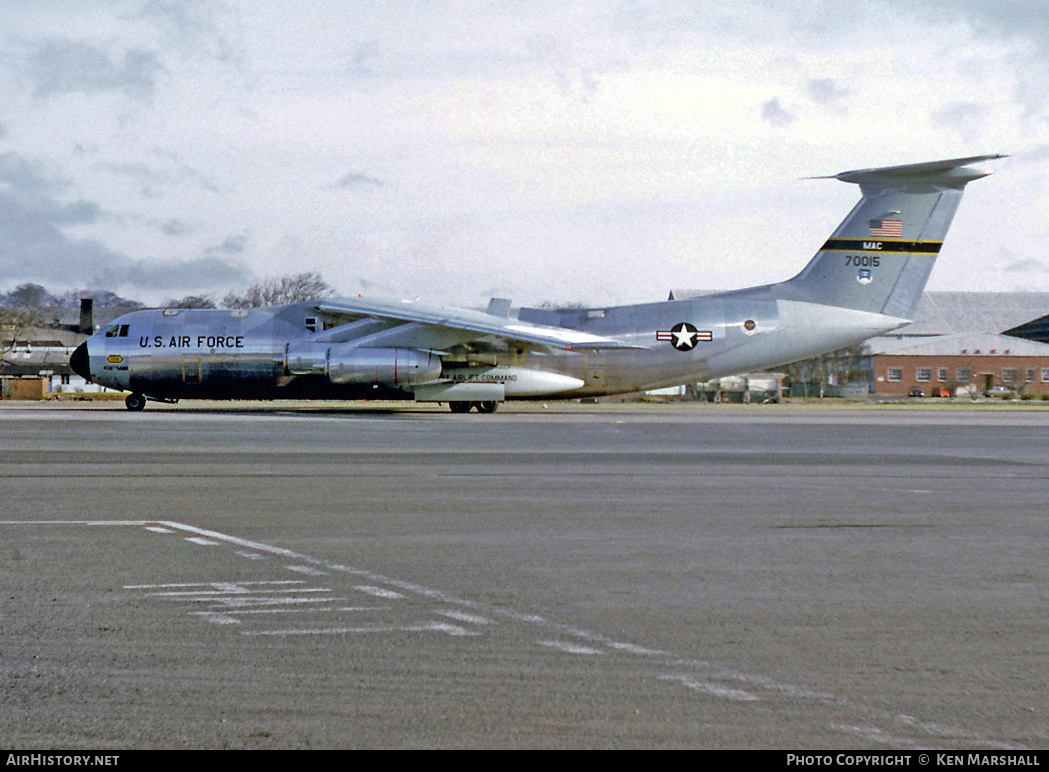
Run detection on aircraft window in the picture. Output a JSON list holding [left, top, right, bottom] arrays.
[[119, 324, 129, 337], [105, 325, 120, 338], [163, 309, 181, 316], [305, 317, 318, 333]]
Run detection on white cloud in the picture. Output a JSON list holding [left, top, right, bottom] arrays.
[[0, 1, 1047, 303]]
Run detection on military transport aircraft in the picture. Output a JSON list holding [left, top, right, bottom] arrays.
[[70, 155, 1003, 412]]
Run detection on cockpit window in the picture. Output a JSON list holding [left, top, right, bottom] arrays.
[[104, 324, 130, 338]]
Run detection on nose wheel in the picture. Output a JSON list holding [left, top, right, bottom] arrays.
[[124, 393, 147, 411]]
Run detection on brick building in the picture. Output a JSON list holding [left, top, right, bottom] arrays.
[[871, 333, 1049, 396]]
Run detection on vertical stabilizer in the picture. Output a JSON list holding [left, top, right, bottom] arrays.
[[778, 155, 1004, 317]]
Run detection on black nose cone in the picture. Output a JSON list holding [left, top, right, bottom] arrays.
[[70, 342, 90, 381]]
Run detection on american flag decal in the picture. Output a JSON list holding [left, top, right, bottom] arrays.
[[869, 218, 902, 237]]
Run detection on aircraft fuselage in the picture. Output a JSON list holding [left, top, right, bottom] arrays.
[[72, 294, 905, 404]]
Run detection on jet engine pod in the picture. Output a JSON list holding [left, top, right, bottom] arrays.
[[327, 346, 441, 387], [285, 342, 329, 376]]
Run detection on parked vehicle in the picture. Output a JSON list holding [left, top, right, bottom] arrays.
[[984, 385, 1013, 398]]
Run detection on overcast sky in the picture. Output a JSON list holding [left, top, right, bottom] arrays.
[[1, 1, 1047, 307]]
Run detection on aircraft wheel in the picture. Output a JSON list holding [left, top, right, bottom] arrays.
[[449, 401, 473, 413], [475, 400, 499, 414], [125, 393, 147, 411]]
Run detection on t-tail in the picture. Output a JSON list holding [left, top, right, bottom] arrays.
[[775, 154, 1005, 318]]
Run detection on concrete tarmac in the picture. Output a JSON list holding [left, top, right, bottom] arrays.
[[1, 401, 1047, 749]]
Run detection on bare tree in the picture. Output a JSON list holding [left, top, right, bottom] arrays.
[[782, 345, 869, 398], [2, 283, 55, 308], [222, 272, 335, 308], [167, 294, 217, 309], [52, 289, 143, 308]]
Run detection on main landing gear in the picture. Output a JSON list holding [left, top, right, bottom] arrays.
[[448, 401, 500, 414], [125, 392, 147, 411]]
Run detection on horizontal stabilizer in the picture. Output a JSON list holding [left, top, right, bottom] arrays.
[[809, 154, 1007, 189]]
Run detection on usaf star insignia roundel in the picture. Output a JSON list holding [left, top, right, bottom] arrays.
[[655, 322, 713, 352]]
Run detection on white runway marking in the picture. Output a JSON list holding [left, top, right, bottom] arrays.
[[125, 579, 343, 613], [436, 609, 492, 626], [242, 620, 478, 637], [662, 675, 760, 703], [285, 565, 327, 576], [183, 595, 340, 608], [200, 607, 341, 616], [354, 585, 405, 599], [0, 520, 150, 526], [192, 606, 389, 626], [125, 581, 305, 590], [9, 519, 1026, 750], [538, 640, 603, 656], [148, 587, 332, 598], [606, 642, 667, 656], [194, 612, 241, 626], [337, 606, 391, 612], [144, 526, 176, 534], [184, 537, 220, 546]]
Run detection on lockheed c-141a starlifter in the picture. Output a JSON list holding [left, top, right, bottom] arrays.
[[70, 155, 1004, 412]]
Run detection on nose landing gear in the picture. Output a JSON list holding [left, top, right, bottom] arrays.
[[124, 393, 147, 411]]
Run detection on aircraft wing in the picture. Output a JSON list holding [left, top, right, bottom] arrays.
[[313, 297, 637, 350]]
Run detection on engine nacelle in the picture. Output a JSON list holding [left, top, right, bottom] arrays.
[[285, 343, 441, 387], [329, 347, 441, 386]]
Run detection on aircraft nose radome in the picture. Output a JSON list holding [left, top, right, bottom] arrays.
[[70, 342, 90, 381]]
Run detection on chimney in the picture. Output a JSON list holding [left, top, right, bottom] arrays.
[[79, 298, 94, 335]]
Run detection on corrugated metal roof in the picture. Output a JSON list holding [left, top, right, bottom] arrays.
[[899, 292, 1049, 335], [869, 332, 1049, 357], [6, 308, 137, 347]]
